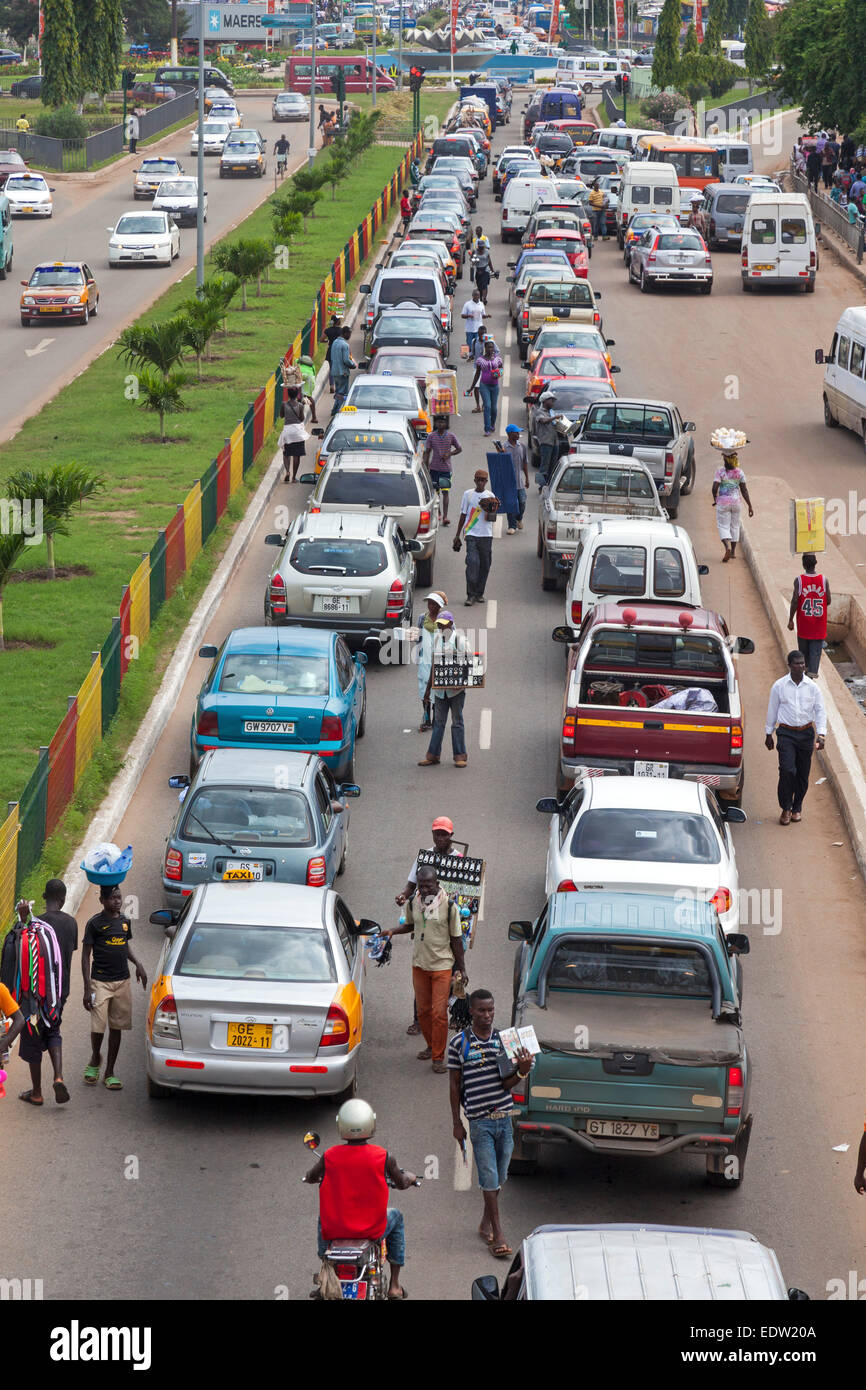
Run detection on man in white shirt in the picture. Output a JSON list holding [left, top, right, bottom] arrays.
[[765, 650, 827, 825], [453, 468, 499, 606], [461, 288, 488, 355]]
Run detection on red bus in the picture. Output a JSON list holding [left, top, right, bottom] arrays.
[[285, 54, 396, 95]]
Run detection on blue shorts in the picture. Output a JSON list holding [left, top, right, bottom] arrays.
[[469, 1114, 514, 1192], [429, 469, 452, 492]]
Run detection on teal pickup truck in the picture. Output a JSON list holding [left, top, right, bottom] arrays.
[[508, 891, 752, 1188]]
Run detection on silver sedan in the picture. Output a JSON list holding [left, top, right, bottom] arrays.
[[145, 881, 378, 1099], [628, 227, 713, 294]]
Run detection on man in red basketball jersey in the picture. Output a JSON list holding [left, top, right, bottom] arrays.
[[788, 553, 831, 676]]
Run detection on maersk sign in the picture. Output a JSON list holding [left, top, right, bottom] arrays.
[[179, 3, 287, 41]]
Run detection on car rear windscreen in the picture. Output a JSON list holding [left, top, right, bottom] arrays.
[[570, 808, 720, 863], [546, 938, 714, 998], [528, 282, 592, 306], [322, 473, 419, 506], [715, 193, 749, 215], [291, 537, 388, 576], [181, 787, 314, 848], [177, 924, 336, 982], [555, 466, 655, 499], [378, 278, 437, 306]]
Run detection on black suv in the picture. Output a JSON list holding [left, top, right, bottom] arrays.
[[155, 65, 234, 95]]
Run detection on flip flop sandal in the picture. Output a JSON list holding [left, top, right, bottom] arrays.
[[479, 1227, 495, 1246], [53, 1080, 70, 1104], [387, 1288, 409, 1299], [83, 1064, 100, 1085], [18, 1089, 44, 1105], [492, 1243, 513, 1260], [103, 1075, 123, 1090]]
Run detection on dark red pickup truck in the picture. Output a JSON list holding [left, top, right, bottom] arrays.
[[553, 601, 754, 804]]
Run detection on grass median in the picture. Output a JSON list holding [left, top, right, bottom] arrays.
[[0, 137, 413, 818]]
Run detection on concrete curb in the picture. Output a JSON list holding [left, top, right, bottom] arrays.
[[741, 492, 866, 885], [60, 210, 399, 916]]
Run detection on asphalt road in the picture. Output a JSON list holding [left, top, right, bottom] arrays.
[[2, 102, 865, 1306], [0, 95, 319, 445]]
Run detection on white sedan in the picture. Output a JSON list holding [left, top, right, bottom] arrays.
[[190, 118, 233, 156], [107, 211, 180, 267], [536, 776, 746, 932], [209, 100, 243, 128], [4, 171, 53, 216], [152, 177, 207, 227]]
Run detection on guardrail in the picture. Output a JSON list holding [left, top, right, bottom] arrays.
[[1, 89, 198, 171], [789, 165, 865, 263], [0, 133, 423, 917]]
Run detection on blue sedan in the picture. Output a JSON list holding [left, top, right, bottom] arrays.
[[191, 627, 366, 781]]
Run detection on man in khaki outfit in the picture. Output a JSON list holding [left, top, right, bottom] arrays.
[[383, 864, 467, 1073]]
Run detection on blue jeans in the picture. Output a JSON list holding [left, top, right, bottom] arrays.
[[428, 690, 466, 758], [465, 535, 492, 599], [507, 487, 526, 529], [317, 1209, 406, 1265], [591, 207, 606, 239], [469, 1115, 514, 1191], [539, 441, 558, 482], [466, 329, 478, 353], [479, 380, 499, 432], [332, 374, 349, 412]]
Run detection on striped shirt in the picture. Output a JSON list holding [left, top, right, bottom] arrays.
[[447, 1027, 514, 1119]]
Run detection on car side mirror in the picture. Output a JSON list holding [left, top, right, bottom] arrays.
[[471, 1274, 501, 1301], [610, 364, 621, 373], [787, 1287, 810, 1301], [339, 783, 361, 797], [358, 359, 370, 369], [359, 283, 372, 294], [507, 260, 516, 267], [724, 806, 748, 824], [733, 636, 755, 654], [198, 644, 218, 658], [445, 362, 457, 370], [515, 287, 524, 296], [352, 917, 382, 936], [593, 289, 601, 298], [355, 651, 368, 666], [299, 472, 317, 485], [726, 932, 750, 956], [551, 625, 574, 645], [508, 920, 533, 942], [149, 908, 179, 928], [168, 775, 190, 789], [535, 796, 560, 814], [697, 563, 710, 575], [264, 533, 284, 546], [683, 420, 696, 431], [312, 427, 324, 438], [605, 337, 615, 346], [494, 193, 502, 202], [814, 348, 824, 364], [407, 538, 424, 553]]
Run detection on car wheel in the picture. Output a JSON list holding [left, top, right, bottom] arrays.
[[861, 422, 866, 457], [537, 527, 543, 559], [666, 481, 681, 520], [541, 549, 558, 592], [706, 1114, 751, 1189], [20, 316, 29, 327], [508, 1129, 539, 1176], [415, 550, 433, 587], [335, 1071, 358, 1105], [337, 828, 348, 877], [79, 303, 89, 325], [357, 691, 367, 739], [146, 1074, 172, 1100], [0, 256, 5, 282], [700, 281, 712, 295], [824, 397, 838, 428], [91, 295, 98, 316], [640, 268, 651, 293], [805, 277, 815, 293], [741, 278, 751, 292], [680, 450, 696, 497]]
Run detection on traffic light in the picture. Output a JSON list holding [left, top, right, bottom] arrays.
[[621, 73, 630, 91], [330, 70, 345, 100], [121, 68, 135, 93], [409, 65, 426, 93]]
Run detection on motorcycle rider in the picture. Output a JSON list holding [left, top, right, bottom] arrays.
[[304, 1098, 417, 1300]]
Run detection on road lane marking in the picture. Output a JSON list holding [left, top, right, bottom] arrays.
[[503, 356, 511, 388], [499, 394, 509, 426], [477, 877, 486, 923], [505, 320, 514, 349], [24, 338, 55, 357], [480, 707, 492, 749], [487, 599, 497, 628]]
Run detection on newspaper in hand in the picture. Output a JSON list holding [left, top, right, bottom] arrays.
[[498, 1025, 540, 1061]]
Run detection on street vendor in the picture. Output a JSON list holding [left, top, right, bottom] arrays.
[[422, 415, 462, 525]]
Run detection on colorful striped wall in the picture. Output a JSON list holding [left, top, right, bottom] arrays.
[[0, 134, 422, 925]]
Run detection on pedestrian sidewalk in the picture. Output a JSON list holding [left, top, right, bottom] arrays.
[[785, 165, 866, 287], [743, 477, 866, 882]]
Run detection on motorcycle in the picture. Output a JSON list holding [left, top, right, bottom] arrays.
[[302, 1132, 420, 1301]]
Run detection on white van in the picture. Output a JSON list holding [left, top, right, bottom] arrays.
[[706, 135, 753, 181], [562, 519, 708, 632], [741, 192, 816, 292], [555, 54, 631, 93], [817, 306, 866, 439], [501, 173, 553, 241], [617, 161, 680, 246], [590, 125, 655, 155]]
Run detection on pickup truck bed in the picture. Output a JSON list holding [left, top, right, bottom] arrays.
[[520, 992, 743, 1066]]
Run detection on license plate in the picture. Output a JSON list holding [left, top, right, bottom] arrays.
[[634, 760, 668, 778], [41, 305, 63, 312], [243, 720, 295, 734], [316, 596, 353, 614], [223, 860, 264, 881], [22, 206, 33, 213], [340, 1280, 368, 1300], [586, 1119, 659, 1139], [227, 1021, 272, 1048], [131, 251, 145, 259], [754, 263, 774, 271]]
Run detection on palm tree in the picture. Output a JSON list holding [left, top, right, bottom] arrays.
[[273, 209, 303, 267], [212, 238, 271, 309], [116, 317, 188, 376], [137, 366, 190, 443], [0, 530, 26, 650], [5, 463, 105, 579], [197, 273, 239, 336], [179, 297, 223, 377], [324, 144, 352, 199]]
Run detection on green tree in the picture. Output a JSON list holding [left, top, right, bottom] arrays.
[[121, 0, 185, 48], [827, 0, 866, 136], [727, 0, 750, 30], [323, 143, 352, 199], [41, 0, 83, 109], [5, 463, 105, 580], [74, 0, 123, 99], [0, 0, 38, 51], [704, 0, 726, 52], [652, 0, 682, 91], [212, 239, 269, 309], [0, 530, 26, 651], [744, 0, 773, 87], [136, 366, 190, 443], [273, 208, 303, 265], [117, 318, 187, 376], [290, 165, 328, 217], [197, 273, 239, 335], [775, 0, 844, 131], [178, 297, 222, 378], [683, 20, 700, 56]]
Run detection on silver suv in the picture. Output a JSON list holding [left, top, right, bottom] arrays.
[[300, 451, 441, 586], [263, 511, 420, 651]]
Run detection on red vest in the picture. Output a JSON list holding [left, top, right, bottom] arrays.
[[319, 1143, 389, 1242], [796, 573, 828, 640]]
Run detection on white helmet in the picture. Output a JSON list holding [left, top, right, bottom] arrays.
[[336, 1098, 376, 1140]]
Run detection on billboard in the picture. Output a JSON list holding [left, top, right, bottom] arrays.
[[179, 3, 287, 40]]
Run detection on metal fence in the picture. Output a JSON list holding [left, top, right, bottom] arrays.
[[789, 165, 865, 263], [138, 87, 197, 140], [602, 82, 624, 124], [0, 89, 198, 170]]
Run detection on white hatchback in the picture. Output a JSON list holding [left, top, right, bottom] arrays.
[[108, 210, 181, 267], [536, 776, 745, 932], [190, 119, 233, 155], [4, 171, 53, 216]]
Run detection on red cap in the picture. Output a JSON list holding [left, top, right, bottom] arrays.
[[431, 816, 454, 834]]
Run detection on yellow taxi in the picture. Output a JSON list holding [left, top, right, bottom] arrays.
[[20, 260, 99, 327]]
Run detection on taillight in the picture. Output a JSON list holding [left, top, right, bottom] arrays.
[[710, 887, 732, 915], [741, 248, 747, 268], [705, 253, 712, 265], [809, 250, 816, 267], [545, 521, 556, 541], [335, 1264, 358, 1280], [320, 714, 344, 743], [417, 509, 431, 535], [726, 1064, 744, 1117], [410, 416, 425, 431], [306, 855, 327, 886], [664, 450, 675, 480], [647, 250, 657, 263], [709, 217, 716, 235], [440, 310, 449, 327], [561, 711, 576, 751], [502, 208, 508, 220], [556, 879, 578, 892], [571, 599, 582, 625], [164, 848, 183, 882], [730, 723, 743, 752], [365, 309, 374, 327], [196, 709, 218, 738], [319, 1002, 350, 1048], [386, 578, 404, 620], [593, 310, 600, 324], [522, 308, 529, 327], [269, 571, 286, 614], [152, 995, 182, 1047]]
